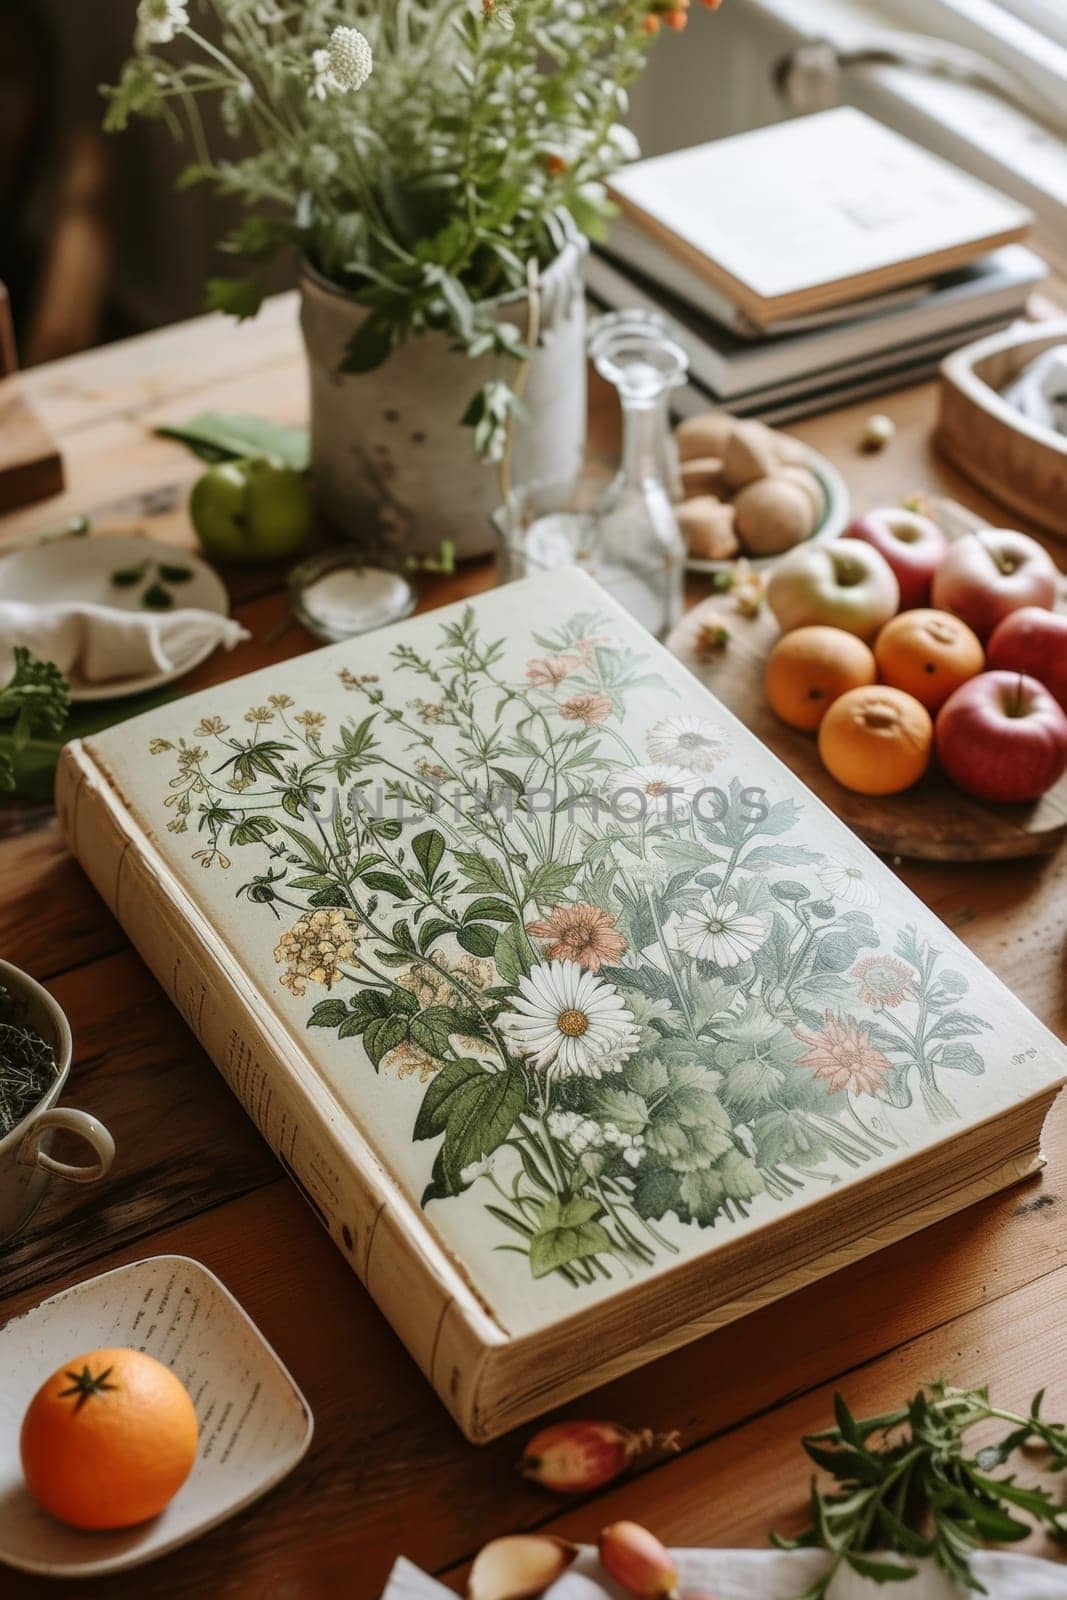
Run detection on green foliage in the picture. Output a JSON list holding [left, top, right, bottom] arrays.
[[0, 649, 71, 791], [102, 0, 676, 456], [776, 1382, 1067, 1599]]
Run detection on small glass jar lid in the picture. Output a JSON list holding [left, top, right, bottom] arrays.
[[288, 551, 415, 643]]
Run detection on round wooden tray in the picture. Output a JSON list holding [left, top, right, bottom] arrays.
[[667, 598, 1067, 863]]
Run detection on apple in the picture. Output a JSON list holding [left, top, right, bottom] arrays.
[[190, 457, 311, 563], [930, 529, 1058, 641], [842, 507, 947, 610], [766, 540, 899, 641], [936, 670, 1067, 804], [987, 606, 1067, 711]]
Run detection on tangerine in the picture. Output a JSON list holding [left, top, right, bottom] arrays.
[[21, 1347, 199, 1530], [765, 625, 877, 732], [875, 609, 984, 712], [818, 685, 933, 795]]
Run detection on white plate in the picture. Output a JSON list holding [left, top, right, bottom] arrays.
[[0, 1255, 313, 1578], [0, 535, 230, 702], [685, 445, 850, 574]]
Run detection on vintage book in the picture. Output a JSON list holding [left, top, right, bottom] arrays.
[[585, 246, 1046, 402], [58, 573, 1066, 1441], [606, 109, 1032, 324]]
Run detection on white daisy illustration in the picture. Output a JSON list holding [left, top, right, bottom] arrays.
[[818, 859, 880, 909], [646, 715, 728, 773], [675, 894, 770, 967], [498, 960, 640, 1078], [607, 764, 703, 821]]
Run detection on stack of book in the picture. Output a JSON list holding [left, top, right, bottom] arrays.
[[589, 108, 1046, 424]]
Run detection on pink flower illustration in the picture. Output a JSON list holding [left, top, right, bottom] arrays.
[[793, 1011, 893, 1097], [852, 955, 914, 1010], [527, 902, 628, 972], [525, 652, 582, 686], [559, 692, 613, 725]]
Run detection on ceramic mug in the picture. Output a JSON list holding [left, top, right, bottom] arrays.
[[0, 959, 115, 1247]]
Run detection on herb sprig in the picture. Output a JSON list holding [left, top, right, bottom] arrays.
[[775, 1382, 1067, 1598], [0, 648, 71, 790]]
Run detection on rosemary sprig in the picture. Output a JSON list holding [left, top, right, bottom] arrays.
[[0, 648, 71, 790], [774, 1382, 1067, 1598]]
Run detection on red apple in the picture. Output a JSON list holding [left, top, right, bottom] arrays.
[[843, 508, 947, 609], [986, 606, 1067, 711], [931, 529, 1058, 641], [936, 670, 1067, 804]]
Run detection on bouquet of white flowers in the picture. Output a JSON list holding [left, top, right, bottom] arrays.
[[105, 0, 714, 460]]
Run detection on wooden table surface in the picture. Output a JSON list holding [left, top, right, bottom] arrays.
[[2, 294, 1066, 1599]]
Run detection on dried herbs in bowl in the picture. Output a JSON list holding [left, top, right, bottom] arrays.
[[0, 981, 59, 1139]]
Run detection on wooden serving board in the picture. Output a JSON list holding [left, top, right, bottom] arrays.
[[667, 598, 1067, 862]]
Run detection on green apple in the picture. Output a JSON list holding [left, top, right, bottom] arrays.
[[767, 541, 900, 641], [189, 457, 311, 563]]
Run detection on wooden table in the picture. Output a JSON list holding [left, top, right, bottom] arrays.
[[2, 296, 1066, 1599]]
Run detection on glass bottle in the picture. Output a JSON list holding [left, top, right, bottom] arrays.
[[590, 309, 683, 502], [581, 327, 688, 639]]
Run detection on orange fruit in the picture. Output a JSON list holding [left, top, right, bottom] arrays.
[[21, 1347, 198, 1529], [765, 625, 877, 731], [875, 608, 984, 712], [818, 685, 933, 795]]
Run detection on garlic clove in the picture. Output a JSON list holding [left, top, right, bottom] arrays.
[[468, 1535, 579, 1600], [520, 1421, 661, 1495], [598, 1521, 679, 1600]]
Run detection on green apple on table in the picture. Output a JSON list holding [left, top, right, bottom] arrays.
[[189, 457, 311, 563]]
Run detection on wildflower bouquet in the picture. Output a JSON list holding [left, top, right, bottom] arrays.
[[105, 0, 709, 458]]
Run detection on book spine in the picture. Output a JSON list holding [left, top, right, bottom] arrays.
[[56, 740, 506, 1442]]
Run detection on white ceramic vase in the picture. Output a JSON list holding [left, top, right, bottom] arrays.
[[299, 239, 588, 560]]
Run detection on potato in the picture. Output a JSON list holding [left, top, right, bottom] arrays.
[[675, 412, 737, 463], [778, 464, 824, 521], [677, 497, 740, 561], [734, 477, 815, 556], [679, 455, 726, 498], [771, 433, 809, 468], [722, 420, 780, 491]]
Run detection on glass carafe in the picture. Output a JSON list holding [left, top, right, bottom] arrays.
[[582, 327, 688, 638], [589, 309, 683, 501]]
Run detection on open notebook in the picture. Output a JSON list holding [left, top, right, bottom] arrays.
[[58, 572, 1065, 1440]]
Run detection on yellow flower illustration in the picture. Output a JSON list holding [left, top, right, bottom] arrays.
[[274, 909, 361, 996]]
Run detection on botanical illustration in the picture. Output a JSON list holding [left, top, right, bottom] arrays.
[[150, 606, 993, 1287]]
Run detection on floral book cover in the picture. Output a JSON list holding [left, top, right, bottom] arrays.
[[63, 572, 1065, 1409]]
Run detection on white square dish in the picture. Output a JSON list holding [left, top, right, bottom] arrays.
[[0, 1254, 313, 1577]]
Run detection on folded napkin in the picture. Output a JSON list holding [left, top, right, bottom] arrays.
[[0, 601, 250, 686], [383, 1546, 1067, 1600], [1003, 344, 1067, 437]]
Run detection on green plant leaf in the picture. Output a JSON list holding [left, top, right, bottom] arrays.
[[529, 1197, 612, 1279], [456, 924, 498, 959], [409, 1005, 469, 1056], [204, 274, 265, 322], [363, 1012, 410, 1066], [493, 919, 533, 986], [412, 828, 446, 885], [361, 871, 412, 900], [340, 317, 394, 374], [155, 412, 309, 470], [414, 1059, 525, 1195]]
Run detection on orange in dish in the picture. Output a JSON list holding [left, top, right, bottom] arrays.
[[21, 1346, 199, 1530], [818, 685, 933, 796], [764, 625, 878, 732], [874, 609, 984, 713]]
